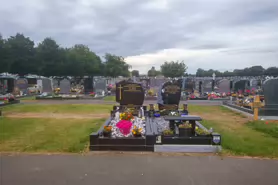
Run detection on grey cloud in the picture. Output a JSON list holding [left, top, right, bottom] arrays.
[[0, 0, 278, 72]]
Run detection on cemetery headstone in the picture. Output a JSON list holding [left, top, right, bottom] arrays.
[[250, 79, 259, 90], [259, 78, 278, 117], [158, 80, 182, 106], [42, 78, 53, 93], [15, 78, 28, 94], [234, 80, 250, 92], [94, 78, 106, 95], [84, 77, 94, 93], [140, 79, 150, 90], [183, 78, 194, 93], [59, 79, 71, 94], [203, 80, 212, 93], [218, 79, 230, 93], [116, 80, 144, 106]]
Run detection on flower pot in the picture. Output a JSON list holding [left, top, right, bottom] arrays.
[[179, 128, 193, 137], [103, 132, 111, 137]]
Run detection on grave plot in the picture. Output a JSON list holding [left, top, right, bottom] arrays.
[[0, 93, 20, 107], [223, 79, 275, 117], [148, 80, 222, 152], [90, 80, 156, 151]]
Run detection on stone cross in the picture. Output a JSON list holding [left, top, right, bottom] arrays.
[[212, 73, 216, 80]]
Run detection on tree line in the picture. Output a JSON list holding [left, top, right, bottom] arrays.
[[0, 33, 131, 77], [196, 66, 278, 77]]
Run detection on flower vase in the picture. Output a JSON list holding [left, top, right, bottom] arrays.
[[178, 128, 193, 137]]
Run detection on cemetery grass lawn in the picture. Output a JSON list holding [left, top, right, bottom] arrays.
[[103, 96, 115, 101], [246, 121, 278, 139], [191, 105, 278, 158], [18, 96, 36, 100], [2, 104, 112, 114], [0, 117, 105, 153]]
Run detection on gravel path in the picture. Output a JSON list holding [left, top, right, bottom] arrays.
[[1, 154, 278, 185]]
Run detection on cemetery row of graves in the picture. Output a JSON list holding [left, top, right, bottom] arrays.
[[90, 79, 221, 152], [1, 77, 278, 157], [1, 73, 278, 121]]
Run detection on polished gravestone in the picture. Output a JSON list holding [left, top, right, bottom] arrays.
[[116, 80, 144, 106], [218, 79, 230, 93], [59, 79, 71, 94], [234, 80, 250, 92], [157, 80, 182, 110], [259, 78, 278, 118], [84, 77, 94, 93]]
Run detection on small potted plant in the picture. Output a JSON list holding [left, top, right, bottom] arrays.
[[163, 129, 174, 137], [103, 125, 112, 137], [132, 126, 142, 137], [178, 122, 193, 137], [195, 127, 211, 137]]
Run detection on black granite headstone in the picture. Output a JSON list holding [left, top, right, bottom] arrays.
[[84, 78, 94, 93], [234, 80, 250, 92], [160, 80, 182, 105], [183, 78, 194, 93], [116, 80, 144, 105], [259, 78, 278, 117]]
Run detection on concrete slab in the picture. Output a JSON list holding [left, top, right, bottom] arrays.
[[154, 145, 222, 153], [1, 154, 278, 185]]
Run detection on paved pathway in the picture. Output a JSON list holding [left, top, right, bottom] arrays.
[[1, 154, 278, 185]]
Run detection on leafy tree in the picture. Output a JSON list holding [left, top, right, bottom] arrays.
[[160, 60, 188, 78], [131, 70, 139, 77], [147, 66, 160, 77], [36, 38, 63, 76], [264, 67, 278, 76], [103, 53, 131, 77], [0, 34, 9, 73], [5, 33, 37, 75]]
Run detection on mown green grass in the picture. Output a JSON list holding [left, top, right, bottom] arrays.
[[1, 103, 278, 157], [197, 107, 278, 158], [18, 96, 36, 100], [103, 96, 115, 101], [1, 104, 112, 114], [0, 117, 105, 153], [246, 121, 278, 139]]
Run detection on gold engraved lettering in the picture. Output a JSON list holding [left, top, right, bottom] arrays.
[[164, 85, 180, 94], [117, 85, 123, 100], [123, 84, 141, 92], [163, 104, 178, 110]]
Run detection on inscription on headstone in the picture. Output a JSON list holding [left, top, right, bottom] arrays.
[[116, 80, 144, 105]]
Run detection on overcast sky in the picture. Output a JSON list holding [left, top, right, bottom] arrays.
[[1, 0, 278, 74]]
